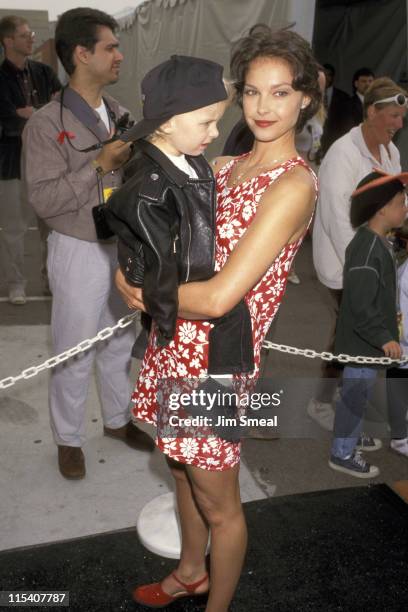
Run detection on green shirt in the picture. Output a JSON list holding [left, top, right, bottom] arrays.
[[335, 226, 398, 366]]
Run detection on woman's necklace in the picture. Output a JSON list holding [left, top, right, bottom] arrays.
[[230, 152, 292, 187]]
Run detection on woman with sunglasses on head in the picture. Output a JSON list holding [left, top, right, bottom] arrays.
[[311, 78, 407, 429], [117, 25, 320, 611]]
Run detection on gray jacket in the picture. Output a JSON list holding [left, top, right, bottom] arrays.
[[22, 90, 128, 242]]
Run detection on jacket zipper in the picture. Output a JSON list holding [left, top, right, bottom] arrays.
[[185, 220, 191, 282], [137, 205, 161, 266]]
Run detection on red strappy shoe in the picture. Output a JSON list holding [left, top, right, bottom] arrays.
[[132, 571, 209, 608]]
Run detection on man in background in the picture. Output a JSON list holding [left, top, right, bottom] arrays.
[[349, 67, 375, 127], [0, 15, 61, 304], [320, 63, 351, 156], [23, 8, 154, 480]]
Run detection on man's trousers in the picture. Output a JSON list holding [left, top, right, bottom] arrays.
[[48, 231, 135, 447]]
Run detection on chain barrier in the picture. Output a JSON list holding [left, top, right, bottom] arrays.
[[0, 313, 138, 390], [262, 340, 408, 367], [1, 315, 407, 391]]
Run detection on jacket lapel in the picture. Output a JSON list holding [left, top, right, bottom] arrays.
[[61, 86, 110, 140]]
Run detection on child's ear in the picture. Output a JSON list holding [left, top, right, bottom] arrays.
[[160, 117, 176, 135]]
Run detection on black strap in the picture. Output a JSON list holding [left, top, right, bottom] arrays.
[[61, 86, 112, 139], [59, 86, 117, 152]]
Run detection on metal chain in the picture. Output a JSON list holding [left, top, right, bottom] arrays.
[[262, 340, 408, 367], [0, 313, 138, 390], [1, 315, 407, 391]]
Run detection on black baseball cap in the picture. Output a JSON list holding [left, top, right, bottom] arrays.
[[121, 55, 228, 142], [350, 170, 408, 228]]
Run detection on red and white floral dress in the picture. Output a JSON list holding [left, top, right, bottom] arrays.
[[131, 155, 317, 471]]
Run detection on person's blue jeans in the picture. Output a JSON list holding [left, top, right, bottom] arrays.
[[331, 366, 378, 459]]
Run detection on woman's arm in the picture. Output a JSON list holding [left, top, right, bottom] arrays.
[[179, 165, 315, 318], [116, 165, 315, 317]]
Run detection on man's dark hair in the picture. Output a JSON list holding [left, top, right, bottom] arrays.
[[323, 63, 335, 76], [0, 15, 27, 46], [352, 67, 374, 89], [230, 24, 321, 132], [55, 8, 118, 76]]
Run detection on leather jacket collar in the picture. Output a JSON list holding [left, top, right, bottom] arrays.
[[134, 139, 213, 188]]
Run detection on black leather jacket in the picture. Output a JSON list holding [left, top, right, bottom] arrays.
[[105, 140, 216, 344], [105, 140, 254, 374]]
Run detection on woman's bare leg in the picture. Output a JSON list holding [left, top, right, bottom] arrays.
[[187, 462, 247, 612], [159, 457, 210, 595], [145, 459, 246, 610]]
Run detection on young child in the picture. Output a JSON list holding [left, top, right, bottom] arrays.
[[105, 55, 254, 375], [329, 170, 408, 478]]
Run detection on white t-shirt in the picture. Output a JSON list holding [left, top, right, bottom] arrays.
[[94, 100, 111, 132], [165, 151, 198, 179]]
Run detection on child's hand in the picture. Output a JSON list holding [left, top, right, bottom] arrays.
[[382, 341, 402, 360]]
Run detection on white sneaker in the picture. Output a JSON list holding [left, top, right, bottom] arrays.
[[390, 438, 408, 458], [307, 398, 334, 431], [288, 269, 300, 285], [8, 287, 26, 305]]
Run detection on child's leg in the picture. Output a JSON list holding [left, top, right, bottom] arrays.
[[331, 366, 377, 458]]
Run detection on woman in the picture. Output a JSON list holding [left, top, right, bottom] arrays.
[[117, 25, 320, 611]]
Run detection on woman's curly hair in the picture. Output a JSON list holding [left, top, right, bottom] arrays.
[[230, 24, 321, 131]]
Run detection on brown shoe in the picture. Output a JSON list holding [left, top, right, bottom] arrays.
[[58, 445, 85, 479], [104, 422, 155, 452]]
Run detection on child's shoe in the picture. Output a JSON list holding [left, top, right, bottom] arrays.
[[329, 450, 379, 478]]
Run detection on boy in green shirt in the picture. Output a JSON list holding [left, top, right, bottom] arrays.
[[329, 170, 407, 478]]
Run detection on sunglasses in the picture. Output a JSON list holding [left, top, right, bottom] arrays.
[[373, 93, 408, 107]]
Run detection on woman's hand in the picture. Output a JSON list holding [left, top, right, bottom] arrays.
[[115, 268, 146, 311]]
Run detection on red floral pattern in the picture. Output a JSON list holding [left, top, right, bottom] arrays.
[[131, 155, 317, 470]]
